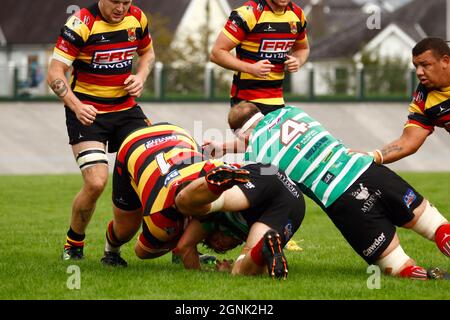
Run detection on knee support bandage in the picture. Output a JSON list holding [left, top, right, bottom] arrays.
[[76, 148, 108, 170]]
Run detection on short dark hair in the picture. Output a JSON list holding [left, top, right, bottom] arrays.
[[228, 101, 260, 131], [412, 37, 450, 58]]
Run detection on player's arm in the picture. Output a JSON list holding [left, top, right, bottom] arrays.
[[175, 182, 250, 216], [47, 59, 97, 126], [370, 126, 430, 164], [48, 13, 97, 126], [210, 32, 273, 79], [202, 136, 248, 159], [174, 219, 207, 270], [124, 45, 155, 97]]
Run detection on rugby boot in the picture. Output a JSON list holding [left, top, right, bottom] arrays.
[[100, 251, 128, 267], [426, 267, 450, 280], [399, 265, 428, 280], [62, 245, 84, 261], [199, 253, 217, 265], [205, 164, 250, 188], [261, 229, 288, 280]]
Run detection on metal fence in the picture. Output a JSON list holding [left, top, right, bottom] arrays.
[[0, 62, 418, 102]]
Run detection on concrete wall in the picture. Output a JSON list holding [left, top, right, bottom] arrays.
[[0, 101, 448, 175]]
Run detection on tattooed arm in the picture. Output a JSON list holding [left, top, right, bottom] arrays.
[[373, 126, 430, 164], [47, 59, 97, 126]]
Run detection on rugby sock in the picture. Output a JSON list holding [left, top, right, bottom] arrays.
[[206, 183, 233, 195], [435, 223, 450, 257], [65, 227, 85, 249], [250, 237, 266, 267], [105, 221, 126, 253], [399, 265, 428, 280]]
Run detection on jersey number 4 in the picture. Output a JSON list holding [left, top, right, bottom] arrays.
[[280, 119, 309, 146]]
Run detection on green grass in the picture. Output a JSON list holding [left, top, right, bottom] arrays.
[[0, 173, 449, 300]]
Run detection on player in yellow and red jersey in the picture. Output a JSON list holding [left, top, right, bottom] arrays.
[[47, 0, 155, 261], [210, 0, 309, 114], [100, 123, 251, 266], [368, 38, 450, 166]]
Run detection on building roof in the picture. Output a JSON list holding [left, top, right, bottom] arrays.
[[309, 0, 446, 60], [0, 0, 190, 45]]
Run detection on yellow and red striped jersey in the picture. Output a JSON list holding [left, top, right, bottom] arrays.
[[117, 124, 224, 215], [223, 0, 307, 106], [406, 83, 450, 133], [52, 4, 152, 113]]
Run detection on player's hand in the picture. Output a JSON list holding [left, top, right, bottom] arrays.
[[215, 259, 233, 272], [124, 74, 145, 97], [202, 139, 225, 159], [74, 103, 97, 126], [285, 55, 300, 73], [248, 60, 274, 79]]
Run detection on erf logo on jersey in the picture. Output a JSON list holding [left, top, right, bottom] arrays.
[[260, 39, 295, 53], [92, 47, 137, 69]]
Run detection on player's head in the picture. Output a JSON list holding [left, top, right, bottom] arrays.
[[201, 212, 246, 254], [98, 0, 133, 24], [228, 101, 264, 139], [267, 0, 291, 10], [203, 230, 243, 254], [412, 37, 450, 89]]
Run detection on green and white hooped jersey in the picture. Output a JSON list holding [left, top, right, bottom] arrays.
[[244, 106, 373, 207]]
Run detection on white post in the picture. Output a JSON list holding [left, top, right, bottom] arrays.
[[204, 62, 214, 99], [447, 0, 450, 41], [407, 66, 417, 96], [306, 62, 314, 99], [356, 62, 364, 100], [8, 60, 15, 97], [154, 61, 163, 99]]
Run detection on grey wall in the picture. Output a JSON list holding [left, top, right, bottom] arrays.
[[0, 102, 448, 175]]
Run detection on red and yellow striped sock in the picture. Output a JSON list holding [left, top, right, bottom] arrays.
[[65, 227, 85, 249]]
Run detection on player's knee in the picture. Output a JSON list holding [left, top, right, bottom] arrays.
[[84, 176, 108, 198], [134, 243, 148, 259], [135, 234, 169, 259], [376, 245, 413, 276], [410, 200, 448, 240], [113, 228, 134, 244]]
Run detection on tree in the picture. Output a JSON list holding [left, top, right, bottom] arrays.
[[360, 51, 409, 96]]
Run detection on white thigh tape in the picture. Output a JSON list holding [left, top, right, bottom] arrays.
[[412, 201, 447, 240], [76, 148, 108, 170]]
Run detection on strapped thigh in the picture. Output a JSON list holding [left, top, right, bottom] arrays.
[[76, 148, 108, 170]]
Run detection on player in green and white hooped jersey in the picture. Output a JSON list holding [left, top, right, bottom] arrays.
[[244, 105, 373, 208], [202, 101, 450, 280]]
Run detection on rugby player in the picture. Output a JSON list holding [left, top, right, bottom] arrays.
[[47, 0, 155, 260], [368, 37, 450, 164], [210, 0, 309, 115], [173, 163, 305, 279], [203, 101, 450, 280], [100, 123, 305, 279]]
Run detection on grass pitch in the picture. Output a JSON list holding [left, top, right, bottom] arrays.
[[0, 172, 449, 300]]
